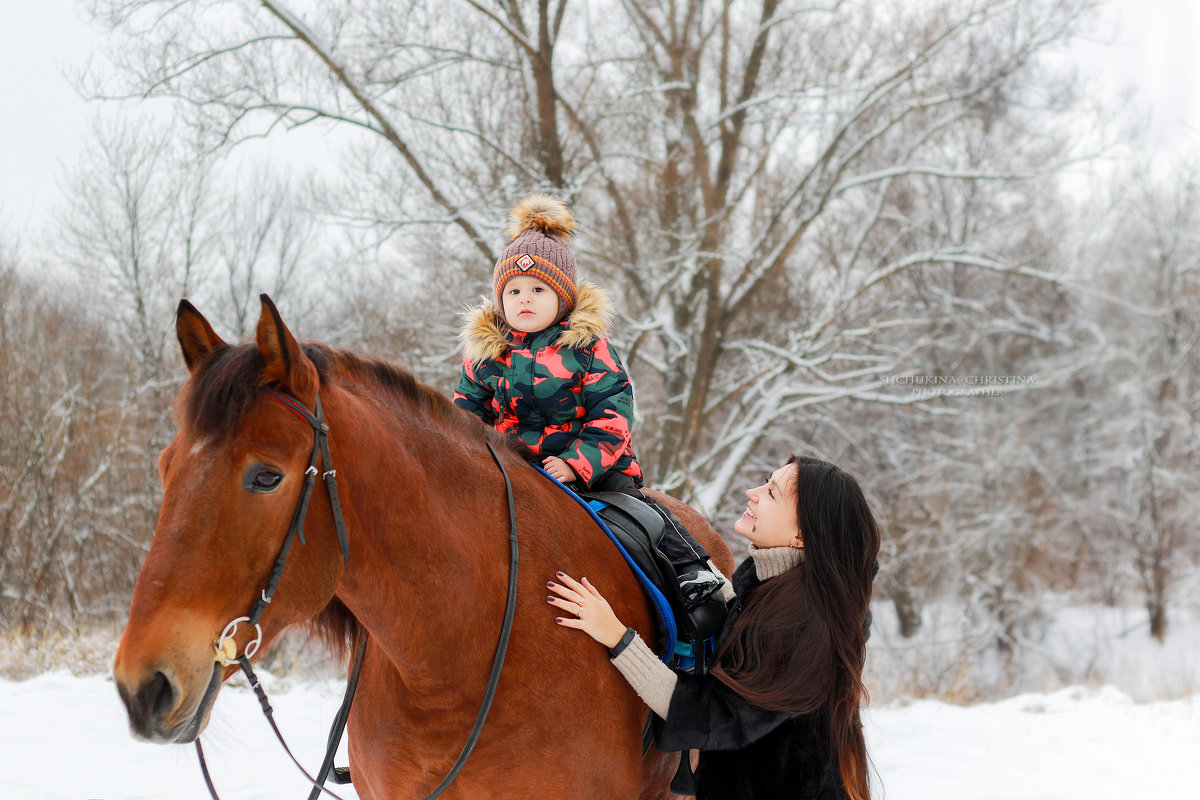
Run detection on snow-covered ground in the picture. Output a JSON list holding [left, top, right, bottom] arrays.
[[3, 670, 1198, 799], [2, 671, 361, 800]]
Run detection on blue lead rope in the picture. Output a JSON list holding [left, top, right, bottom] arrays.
[[532, 466, 678, 662]]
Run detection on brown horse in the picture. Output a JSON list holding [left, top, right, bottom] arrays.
[[112, 295, 733, 799]]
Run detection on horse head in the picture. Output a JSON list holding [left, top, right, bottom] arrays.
[[113, 295, 348, 743]]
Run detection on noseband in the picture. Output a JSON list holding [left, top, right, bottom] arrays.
[[197, 386, 520, 800]]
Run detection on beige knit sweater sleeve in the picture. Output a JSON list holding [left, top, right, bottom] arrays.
[[609, 546, 800, 718], [610, 634, 677, 718]]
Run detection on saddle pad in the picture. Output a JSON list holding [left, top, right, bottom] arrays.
[[534, 466, 678, 661]]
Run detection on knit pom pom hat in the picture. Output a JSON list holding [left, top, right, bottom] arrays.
[[493, 193, 578, 324]]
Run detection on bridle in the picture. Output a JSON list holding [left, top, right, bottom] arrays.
[[211, 389, 350, 669], [195, 386, 520, 800]]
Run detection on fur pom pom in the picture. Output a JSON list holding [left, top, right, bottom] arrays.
[[505, 193, 576, 242]]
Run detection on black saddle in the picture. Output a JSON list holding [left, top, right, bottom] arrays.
[[582, 491, 726, 672]]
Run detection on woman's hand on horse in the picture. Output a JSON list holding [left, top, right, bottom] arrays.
[[547, 573, 627, 649]]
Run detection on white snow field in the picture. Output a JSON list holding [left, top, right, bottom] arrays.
[[2, 671, 1198, 800]]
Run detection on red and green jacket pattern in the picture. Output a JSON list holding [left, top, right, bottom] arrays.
[[453, 283, 642, 488]]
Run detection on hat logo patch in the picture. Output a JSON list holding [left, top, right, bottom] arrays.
[[516, 254, 535, 271]]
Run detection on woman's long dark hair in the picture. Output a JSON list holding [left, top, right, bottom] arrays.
[[711, 456, 880, 800]]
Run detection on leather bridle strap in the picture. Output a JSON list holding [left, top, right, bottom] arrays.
[[197, 387, 357, 800], [306, 634, 369, 800], [230, 390, 349, 640], [198, 651, 357, 800], [260, 389, 350, 566], [195, 386, 520, 800], [421, 438, 520, 799]]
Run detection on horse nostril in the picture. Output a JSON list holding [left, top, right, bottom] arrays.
[[148, 670, 178, 718]]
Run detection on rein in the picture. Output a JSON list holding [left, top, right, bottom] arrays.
[[196, 387, 520, 800]]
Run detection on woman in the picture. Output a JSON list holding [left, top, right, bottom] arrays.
[[548, 456, 880, 800]]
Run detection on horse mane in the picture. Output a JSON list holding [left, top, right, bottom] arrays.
[[310, 597, 362, 660], [180, 340, 531, 656], [181, 341, 524, 458]]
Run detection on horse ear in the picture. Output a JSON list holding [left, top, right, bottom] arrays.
[[176, 300, 227, 374], [255, 294, 317, 397]]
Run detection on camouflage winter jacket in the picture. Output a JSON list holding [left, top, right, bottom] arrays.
[[453, 283, 642, 488]]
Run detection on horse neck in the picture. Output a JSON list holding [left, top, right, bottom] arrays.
[[322, 379, 526, 680]]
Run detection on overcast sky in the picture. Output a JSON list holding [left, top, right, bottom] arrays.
[[1, 0, 1198, 235], [1, 0, 96, 231]]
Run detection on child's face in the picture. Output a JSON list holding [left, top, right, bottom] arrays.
[[502, 275, 560, 333]]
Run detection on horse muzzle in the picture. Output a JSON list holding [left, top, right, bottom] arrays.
[[115, 661, 223, 743]]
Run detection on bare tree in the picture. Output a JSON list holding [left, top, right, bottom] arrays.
[[7, 112, 325, 634], [1066, 161, 1200, 641], [214, 166, 319, 338], [82, 0, 1102, 516], [57, 115, 209, 385], [21, 0, 1195, 689], [0, 257, 146, 633]]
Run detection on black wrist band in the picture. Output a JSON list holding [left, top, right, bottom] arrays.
[[607, 627, 637, 658]]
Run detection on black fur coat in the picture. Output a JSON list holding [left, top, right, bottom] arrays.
[[651, 558, 845, 800]]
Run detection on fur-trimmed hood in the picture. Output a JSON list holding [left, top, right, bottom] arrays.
[[459, 282, 613, 364]]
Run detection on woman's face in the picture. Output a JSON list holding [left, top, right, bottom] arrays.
[[734, 462, 801, 549]]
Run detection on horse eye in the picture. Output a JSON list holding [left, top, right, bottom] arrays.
[[245, 468, 283, 493]]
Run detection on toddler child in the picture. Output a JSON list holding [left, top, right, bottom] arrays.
[[453, 193, 725, 609]]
